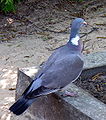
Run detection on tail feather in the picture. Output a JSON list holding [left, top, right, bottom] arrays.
[[9, 96, 34, 115], [9, 78, 43, 115]]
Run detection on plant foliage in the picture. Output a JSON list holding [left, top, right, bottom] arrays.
[[0, 0, 21, 12], [0, 0, 84, 13]]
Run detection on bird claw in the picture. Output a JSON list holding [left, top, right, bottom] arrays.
[[62, 91, 79, 97]]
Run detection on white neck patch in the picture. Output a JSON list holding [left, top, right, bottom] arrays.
[[71, 35, 80, 46]]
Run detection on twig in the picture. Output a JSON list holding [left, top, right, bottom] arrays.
[[3, 13, 98, 38], [80, 27, 98, 38], [97, 37, 106, 39]]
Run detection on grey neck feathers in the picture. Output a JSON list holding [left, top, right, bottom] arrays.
[[67, 28, 83, 52], [69, 26, 80, 38]]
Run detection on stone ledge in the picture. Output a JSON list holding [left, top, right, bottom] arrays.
[[83, 51, 106, 69], [59, 83, 106, 120]]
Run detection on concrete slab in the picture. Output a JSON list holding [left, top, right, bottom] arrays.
[[84, 51, 106, 69], [59, 84, 106, 120]]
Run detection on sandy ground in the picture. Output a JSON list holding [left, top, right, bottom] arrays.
[[0, 35, 52, 120], [0, 0, 106, 120]]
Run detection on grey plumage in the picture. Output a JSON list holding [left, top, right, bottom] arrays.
[[9, 18, 86, 115], [40, 46, 83, 89]]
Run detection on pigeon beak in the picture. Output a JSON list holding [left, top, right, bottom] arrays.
[[83, 21, 87, 25]]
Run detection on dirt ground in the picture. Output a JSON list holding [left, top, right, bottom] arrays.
[[0, 0, 106, 119], [74, 72, 106, 104]]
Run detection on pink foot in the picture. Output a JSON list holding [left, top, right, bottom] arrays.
[[63, 91, 78, 97]]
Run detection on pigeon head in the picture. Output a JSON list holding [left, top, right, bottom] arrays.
[[70, 18, 87, 38], [68, 18, 87, 50]]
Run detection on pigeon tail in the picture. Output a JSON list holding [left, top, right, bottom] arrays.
[[9, 78, 42, 115], [9, 96, 35, 115]]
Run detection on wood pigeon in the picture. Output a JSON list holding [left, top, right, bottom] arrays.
[[9, 18, 87, 115]]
